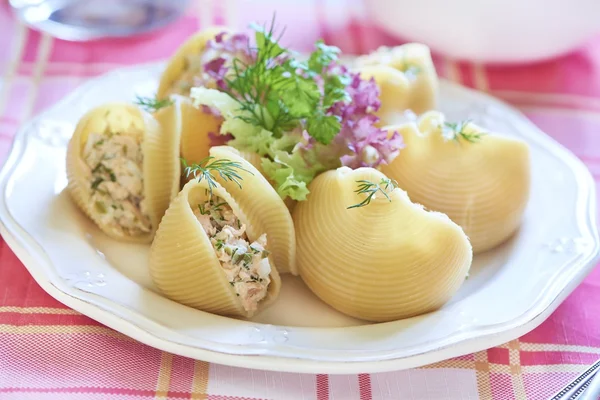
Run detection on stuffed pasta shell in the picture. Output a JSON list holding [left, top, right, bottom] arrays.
[[207, 146, 297, 275], [381, 111, 531, 253], [66, 103, 181, 242], [294, 167, 472, 322], [149, 178, 281, 318], [356, 43, 438, 124]]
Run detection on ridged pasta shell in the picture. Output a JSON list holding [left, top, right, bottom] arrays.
[[356, 43, 438, 123], [209, 146, 297, 275], [381, 111, 531, 253], [237, 151, 297, 212], [294, 167, 472, 322], [66, 103, 181, 243], [157, 27, 229, 99], [179, 96, 223, 165], [149, 179, 282, 318]]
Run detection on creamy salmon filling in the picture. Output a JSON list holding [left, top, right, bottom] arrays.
[[194, 197, 272, 313], [82, 131, 152, 236]]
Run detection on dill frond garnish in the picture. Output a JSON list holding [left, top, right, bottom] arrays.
[[181, 156, 253, 196], [347, 178, 399, 209], [442, 120, 486, 143], [134, 95, 173, 112], [221, 16, 346, 144]]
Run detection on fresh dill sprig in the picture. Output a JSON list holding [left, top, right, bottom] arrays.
[[134, 95, 173, 112], [347, 178, 399, 209], [442, 120, 486, 143], [222, 16, 346, 144], [181, 156, 253, 197]]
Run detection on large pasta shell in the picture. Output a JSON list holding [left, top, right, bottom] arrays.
[[66, 102, 181, 243], [381, 111, 531, 253], [209, 146, 297, 275], [149, 179, 282, 318], [356, 43, 438, 123], [157, 27, 228, 99], [294, 167, 472, 322], [179, 96, 223, 165]]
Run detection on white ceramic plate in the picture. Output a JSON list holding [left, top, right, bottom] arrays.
[[0, 62, 598, 374]]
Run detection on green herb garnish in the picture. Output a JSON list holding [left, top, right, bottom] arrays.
[[222, 18, 346, 144], [182, 156, 253, 197], [92, 163, 116, 182], [134, 95, 173, 112], [94, 201, 107, 214], [442, 120, 486, 143], [215, 239, 225, 250], [198, 204, 208, 215], [91, 177, 104, 190], [347, 178, 398, 209]]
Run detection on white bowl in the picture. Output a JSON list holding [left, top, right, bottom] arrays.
[[364, 0, 600, 64]]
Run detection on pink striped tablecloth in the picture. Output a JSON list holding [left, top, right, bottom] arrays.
[[1, 1, 600, 399]]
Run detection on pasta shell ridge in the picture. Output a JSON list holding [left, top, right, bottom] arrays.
[[293, 167, 472, 322], [381, 111, 531, 253]]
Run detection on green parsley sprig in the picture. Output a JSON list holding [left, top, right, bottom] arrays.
[[134, 95, 173, 113], [182, 156, 253, 196], [347, 178, 399, 209], [442, 120, 486, 143], [222, 18, 348, 145]]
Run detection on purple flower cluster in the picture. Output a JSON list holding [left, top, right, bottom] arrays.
[[198, 32, 255, 90], [333, 71, 404, 168], [297, 67, 403, 169]]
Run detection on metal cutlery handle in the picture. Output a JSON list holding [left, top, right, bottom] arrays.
[[549, 359, 600, 399]]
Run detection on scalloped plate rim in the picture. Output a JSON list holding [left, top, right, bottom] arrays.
[[0, 61, 598, 374]]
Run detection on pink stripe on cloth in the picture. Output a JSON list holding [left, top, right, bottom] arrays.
[[0, 333, 162, 390], [165, 356, 195, 396], [0, 387, 186, 398], [46, 16, 199, 65], [358, 374, 372, 400], [524, 372, 581, 400], [524, 110, 600, 169], [484, 37, 600, 97], [487, 347, 510, 365], [520, 351, 600, 366], [490, 373, 515, 400], [316, 374, 329, 400]]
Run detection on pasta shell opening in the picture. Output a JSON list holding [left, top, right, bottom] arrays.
[[149, 179, 281, 318], [66, 102, 179, 243], [208, 146, 297, 275]]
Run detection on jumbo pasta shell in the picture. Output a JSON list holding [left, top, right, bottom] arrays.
[[356, 65, 411, 127], [149, 179, 282, 318], [66, 102, 181, 243], [157, 27, 228, 99], [179, 96, 223, 165], [381, 111, 531, 253], [294, 167, 472, 322], [356, 43, 438, 122], [209, 146, 297, 275]]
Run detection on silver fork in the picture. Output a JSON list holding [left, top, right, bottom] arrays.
[[549, 359, 600, 399]]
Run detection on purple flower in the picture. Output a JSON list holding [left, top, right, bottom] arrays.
[[208, 132, 233, 147], [325, 71, 403, 168], [197, 32, 256, 89]]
